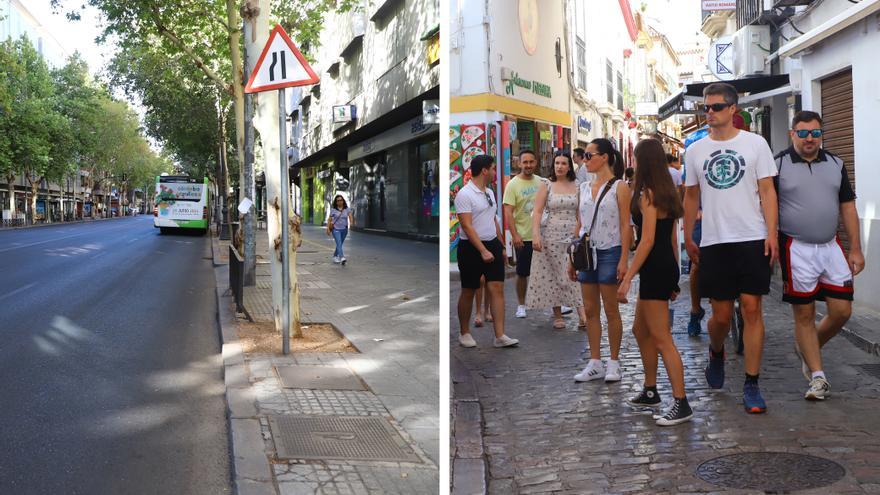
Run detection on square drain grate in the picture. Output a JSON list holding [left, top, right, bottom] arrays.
[[275, 365, 366, 391], [269, 415, 421, 462], [856, 363, 880, 379]]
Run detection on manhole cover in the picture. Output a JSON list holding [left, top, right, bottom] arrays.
[[696, 453, 845, 491], [856, 363, 880, 379], [269, 415, 421, 462], [275, 365, 366, 391]]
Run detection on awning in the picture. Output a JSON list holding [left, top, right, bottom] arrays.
[[659, 75, 790, 121]]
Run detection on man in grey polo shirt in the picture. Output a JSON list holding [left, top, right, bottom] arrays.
[[775, 110, 865, 401]]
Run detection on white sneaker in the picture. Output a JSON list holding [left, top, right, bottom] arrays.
[[340, 256, 347, 263], [560, 305, 573, 315], [574, 360, 606, 382], [459, 333, 477, 348], [805, 376, 830, 400], [515, 305, 527, 318], [332, 256, 340, 263], [493, 335, 519, 347], [605, 360, 622, 382]]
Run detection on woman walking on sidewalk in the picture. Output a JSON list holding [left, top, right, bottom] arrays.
[[527, 151, 585, 329], [569, 138, 631, 383], [327, 195, 354, 264], [618, 138, 692, 426]]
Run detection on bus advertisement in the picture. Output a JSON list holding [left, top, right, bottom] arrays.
[[153, 175, 209, 235]]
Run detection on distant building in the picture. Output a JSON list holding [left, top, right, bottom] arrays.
[[0, 0, 68, 67], [286, 0, 440, 241]]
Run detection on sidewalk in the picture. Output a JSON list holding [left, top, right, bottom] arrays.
[[450, 273, 880, 494], [214, 224, 439, 494]]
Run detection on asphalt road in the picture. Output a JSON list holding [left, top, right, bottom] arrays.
[[0, 217, 231, 494]]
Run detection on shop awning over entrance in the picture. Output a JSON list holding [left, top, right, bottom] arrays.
[[659, 74, 790, 121]]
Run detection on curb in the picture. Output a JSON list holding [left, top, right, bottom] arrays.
[[451, 356, 488, 495], [212, 232, 276, 495]]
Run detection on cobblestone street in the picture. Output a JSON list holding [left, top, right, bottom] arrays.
[[451, 272, 880, 494]]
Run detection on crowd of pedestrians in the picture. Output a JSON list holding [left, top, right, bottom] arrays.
[[455, 82, 865, 427]]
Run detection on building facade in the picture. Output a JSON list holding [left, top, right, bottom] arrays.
[[288, 0, 440, 241], [449, 0, 572, 259]]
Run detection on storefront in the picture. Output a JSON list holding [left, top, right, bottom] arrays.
[[342, 115, 439, 239]]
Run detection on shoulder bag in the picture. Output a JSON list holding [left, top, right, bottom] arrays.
[[568, 180, 616, 271]]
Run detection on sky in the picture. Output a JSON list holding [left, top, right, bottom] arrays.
[[643, 0, 708, 49]]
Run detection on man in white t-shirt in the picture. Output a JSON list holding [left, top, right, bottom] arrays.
[[683, 82, 778, 415], [455, 154, 519, 348]]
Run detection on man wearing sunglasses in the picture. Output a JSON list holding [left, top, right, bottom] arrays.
[[774, 110, 863, 401], [456, 154, 520, 348], [683, 82, 779, 414]]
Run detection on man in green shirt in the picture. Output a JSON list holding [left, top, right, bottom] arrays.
[[503, 149, 542, 318]]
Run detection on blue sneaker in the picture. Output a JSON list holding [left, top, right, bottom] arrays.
[[705, 346, 725, 389], [743, 381, 767, 414], [687, 307, 705, 337]]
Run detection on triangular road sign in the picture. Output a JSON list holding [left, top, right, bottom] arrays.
[[244, 24, 320, 93]]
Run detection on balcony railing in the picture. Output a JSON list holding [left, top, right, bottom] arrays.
[[737, 0, 812, 29]]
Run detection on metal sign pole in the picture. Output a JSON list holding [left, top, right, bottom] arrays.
[[279, 88, 291, 355]]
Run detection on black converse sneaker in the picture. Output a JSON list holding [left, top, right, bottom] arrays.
[[627, 388, 662, 408], [655, 397, 693, 426]]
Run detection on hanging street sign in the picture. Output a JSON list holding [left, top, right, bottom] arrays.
[[244, 24, 320, 93]]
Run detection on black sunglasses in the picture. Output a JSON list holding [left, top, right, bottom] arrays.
[[795, 129, 823, 139], [585, 151, 604, 160], [701, 102, 733, 113], [483, 191, 494, 206]]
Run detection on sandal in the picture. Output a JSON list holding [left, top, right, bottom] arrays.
[[486, 314, 493, 322], [578, 320, 587, 328], [553, 319, 566, 329], [474, 317, 483, 327]]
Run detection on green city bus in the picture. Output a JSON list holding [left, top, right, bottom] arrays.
[[153, 175, 210, 235]]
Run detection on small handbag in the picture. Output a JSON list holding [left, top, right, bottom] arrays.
[[569, 180, 616, 271]]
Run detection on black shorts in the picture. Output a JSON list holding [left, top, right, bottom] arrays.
[[699, 240, 771, 300], [458, 238, 505, 289], [514, 241, 533, 277]]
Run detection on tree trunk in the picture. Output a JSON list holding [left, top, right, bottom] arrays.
[[241, 9, 257, 286], [247, 0, 302, 339], [28, 180, 38, 225], [5, 175, 14, 214]]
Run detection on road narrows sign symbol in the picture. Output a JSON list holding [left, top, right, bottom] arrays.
[[244, 24, 319, 93]]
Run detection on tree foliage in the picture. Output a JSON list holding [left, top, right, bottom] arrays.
[[0, 36, 167, 220]]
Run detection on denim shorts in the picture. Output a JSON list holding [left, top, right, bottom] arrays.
[[577, 245, 622, 285]]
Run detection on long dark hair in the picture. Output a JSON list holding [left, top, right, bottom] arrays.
[[590, 138, 625, 180], [549, 151, 576, 182], [630, 139, 683, 219], [332, 194, 348, 210]]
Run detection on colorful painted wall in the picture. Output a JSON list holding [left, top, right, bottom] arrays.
[[449, 123, 487, 262]]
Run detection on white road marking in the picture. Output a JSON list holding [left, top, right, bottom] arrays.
[[0, 282, 37, 302]]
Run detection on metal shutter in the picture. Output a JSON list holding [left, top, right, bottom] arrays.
[[820, 69, 855, 250]]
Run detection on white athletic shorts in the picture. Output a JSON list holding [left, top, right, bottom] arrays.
[[780, 232, 854, 304]]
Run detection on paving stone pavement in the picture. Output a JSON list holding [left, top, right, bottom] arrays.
[[216, 225, 439, 494], [450, 272, 880, 494]]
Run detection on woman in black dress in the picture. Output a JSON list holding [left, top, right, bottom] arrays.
[[617, 138, 692, 426]]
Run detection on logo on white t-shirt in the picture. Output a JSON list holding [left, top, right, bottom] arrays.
[[703, 149, 746, 190]]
